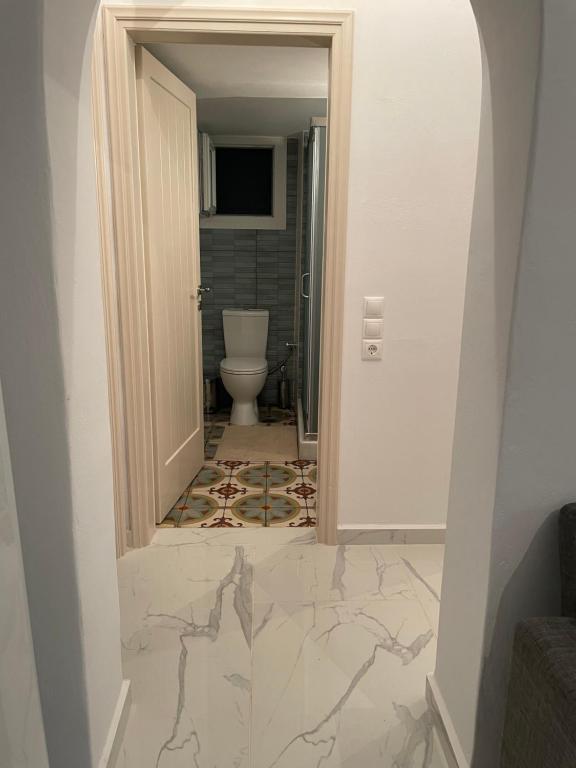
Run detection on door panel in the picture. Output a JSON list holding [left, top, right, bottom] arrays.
[[302, 124, 326, 436], [136, 47, 203, 522]]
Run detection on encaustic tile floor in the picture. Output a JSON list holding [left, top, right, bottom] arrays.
[[160, 460, 317, 529], [116, 528, 448, 768], [160, 408, 315, 529]]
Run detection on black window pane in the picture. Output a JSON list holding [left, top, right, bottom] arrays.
[[215, 147, 273, 216]]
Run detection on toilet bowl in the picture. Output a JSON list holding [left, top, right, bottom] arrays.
[[220, 358, 268, 425], [220, 309, 269, 426]]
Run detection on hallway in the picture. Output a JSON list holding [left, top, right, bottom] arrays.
[[116, 529, 446, 767]]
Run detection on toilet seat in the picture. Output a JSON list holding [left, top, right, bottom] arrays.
[[220, 357, 267, 375]]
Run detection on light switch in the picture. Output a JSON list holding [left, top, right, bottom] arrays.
[[363, 319, 383, 339], [363, 297, 384, 319]]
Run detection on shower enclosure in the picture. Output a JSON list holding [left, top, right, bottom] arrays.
[[297, 118, 326, 459]]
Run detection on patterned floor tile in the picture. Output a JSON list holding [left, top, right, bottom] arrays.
[[229, 492, 303, 526], [157, 505, 182, 527], [265, 463, 300, 491], [191, 462, 227, 488], [170, 487, 221, 527], [287, 507, 318, 528], [231, 463, 268, 490], [158, 458, 317, 529]]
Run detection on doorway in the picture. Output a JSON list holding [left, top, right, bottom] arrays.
[[137, 40, 328, 528], [93, 7, 353, 551]]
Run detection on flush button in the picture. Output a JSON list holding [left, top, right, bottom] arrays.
[[363, 297, 384, 318], [363, 319, 383, 339]]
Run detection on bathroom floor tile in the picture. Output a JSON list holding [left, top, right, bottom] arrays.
[[284, 507, 318, 528], [259, 406, 296, 425], [157, 506, 182, 527], [215, 424, 298, 461], [171, 486, 224, 528], [158, 458, 317, 529], [230, 462, 269, 490], [225, 492, 301, 527], [265, 462, 300, 491], [204, 442, 218, 459]]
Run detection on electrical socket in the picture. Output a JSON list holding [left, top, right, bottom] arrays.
[[362, 339, 382, 361]]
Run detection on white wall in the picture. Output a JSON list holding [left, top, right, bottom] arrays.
[[0, 380, 49, 768], [337, 0, 481, 529], [0, 0, 511, 763], [43, 1, 124, 760], [0, 0, 123, 765], [433, 0, 543, 763], [437, 0, 576, 763], [105, 0, 482, 530], [1, 0, 480, 761]]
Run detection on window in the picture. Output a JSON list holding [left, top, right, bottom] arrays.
[[216, 147, 273, 216], [200, 136, 287, 230]]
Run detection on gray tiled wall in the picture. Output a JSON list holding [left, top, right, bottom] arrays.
[[200, 139, 298, 406]]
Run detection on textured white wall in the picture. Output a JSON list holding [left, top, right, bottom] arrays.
[[105, 0, 482, 529], [43, 0, 124, 762], [434, 0, 543, 763], [335, 1, 481, 528], [439, 1, 576, 763], [1, 0, 529, 764], [0, 380, 49, 768], [0, 0, 123, 765]]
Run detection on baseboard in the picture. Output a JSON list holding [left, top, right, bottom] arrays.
[[98, 679, 131, 768], [338, 524, 446, 544], [426, 674, 470, 768]]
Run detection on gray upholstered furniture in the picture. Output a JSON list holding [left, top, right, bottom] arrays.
[[500, 504, 576, 768]]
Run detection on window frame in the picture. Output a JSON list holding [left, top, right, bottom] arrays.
[[200, 135, 287, 230]]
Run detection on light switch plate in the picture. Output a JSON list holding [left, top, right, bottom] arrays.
[[362, 339, 382, 360], [363, 318, 383, 339], [363, 297, 384, 319]]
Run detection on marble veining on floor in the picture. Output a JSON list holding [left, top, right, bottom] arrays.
[[116, 529, 447, 768]]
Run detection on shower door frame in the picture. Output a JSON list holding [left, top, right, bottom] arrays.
[[301, 119, 327, 440], [94, 5, 354, 549]]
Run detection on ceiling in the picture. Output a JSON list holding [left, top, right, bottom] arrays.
[[196, 97, 327, 136], [144, 43, 329, 99]]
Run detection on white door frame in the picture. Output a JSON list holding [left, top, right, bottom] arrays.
[[92, 5, 354, 553]]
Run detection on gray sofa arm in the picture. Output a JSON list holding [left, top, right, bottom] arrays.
[[560, 503, 576, 619], [501, 618, 576, 767]]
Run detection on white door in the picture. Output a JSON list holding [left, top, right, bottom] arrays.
[[136, 47, 204, 522]]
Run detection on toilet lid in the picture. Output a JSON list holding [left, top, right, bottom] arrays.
[[220, 357, 268, 375]]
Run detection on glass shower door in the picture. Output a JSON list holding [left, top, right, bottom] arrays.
[[301, 122, 326, 437]]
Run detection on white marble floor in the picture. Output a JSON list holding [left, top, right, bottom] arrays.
[[116, 528, 446, 768]]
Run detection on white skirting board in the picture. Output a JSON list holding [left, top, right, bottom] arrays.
[[426, 674, 471, 768], [338, 524, 446, 544], [98, 680, 131, 768]]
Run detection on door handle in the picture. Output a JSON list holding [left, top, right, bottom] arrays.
[[194, 285, 210, 310], [301, 272, 310, 299]]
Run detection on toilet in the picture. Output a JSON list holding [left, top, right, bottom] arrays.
[[220, 309, 269, 426]]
